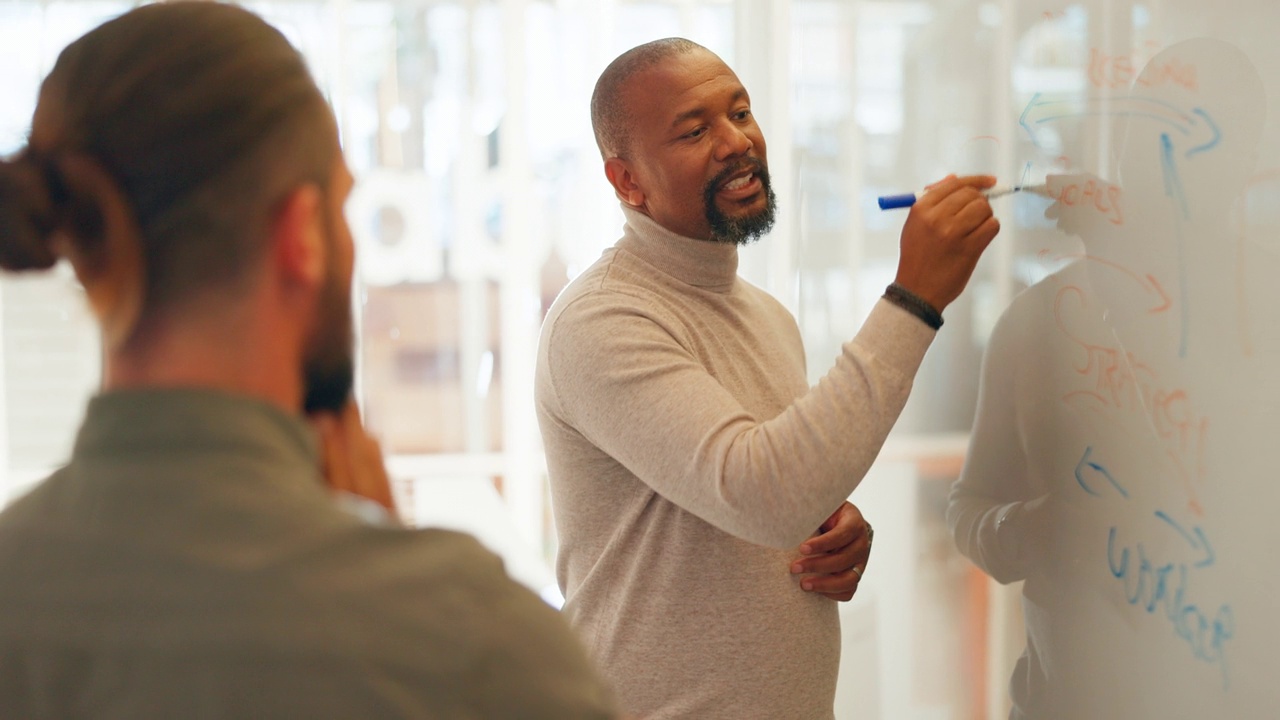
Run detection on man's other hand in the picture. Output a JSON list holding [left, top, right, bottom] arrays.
[[310, 400, 398, 518], [791, 501, 873, 602]]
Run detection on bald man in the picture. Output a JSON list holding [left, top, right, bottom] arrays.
[[535, 38, 1000, 719]]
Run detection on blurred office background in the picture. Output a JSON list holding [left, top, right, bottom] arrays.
[[3, 1, 1234, 717]]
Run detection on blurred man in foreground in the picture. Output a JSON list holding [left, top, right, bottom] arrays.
[[0, 4, 618, 717]]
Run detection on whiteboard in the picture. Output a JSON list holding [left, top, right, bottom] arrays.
[[950, 2, 1280, 717]]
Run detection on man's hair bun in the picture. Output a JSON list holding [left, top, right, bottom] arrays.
[[0, 155, 60, 271]]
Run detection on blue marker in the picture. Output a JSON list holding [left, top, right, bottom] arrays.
[[877, 183, 1047, 210]]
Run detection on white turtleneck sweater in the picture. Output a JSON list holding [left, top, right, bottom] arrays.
[[535, 205, 936, 719]]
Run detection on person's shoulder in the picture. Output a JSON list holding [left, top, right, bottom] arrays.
[[734, 275, 800, 327], [990, 262, 1085, 340], [308, 527, 529, 658], [320, 526, 540, 624], [547, 248, 619, 313], [341, 524, 504, 588], [0, 468, 71, 529], [548, 245, 671, 314], [327, 527, 620, 717], [0, 470, 73, 594], [542, 253, 678, 343], [740, 275, 792, 308]]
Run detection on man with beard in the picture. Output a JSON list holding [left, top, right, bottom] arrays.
[[535, 38, 1000, 718], [0, 4, 619, 718]]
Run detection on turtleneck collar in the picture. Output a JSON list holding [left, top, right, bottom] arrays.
[[616, 204, 740, 293]]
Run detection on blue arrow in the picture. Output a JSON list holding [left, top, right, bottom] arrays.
[[1154, 510, 1216, 567], [1075, 446, 1129, 498], [1186, 108, 1221, 158], [1020, 93, 1043, 148]]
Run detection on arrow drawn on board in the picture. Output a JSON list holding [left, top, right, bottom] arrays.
[[1159, 131, 1192, 358], [1019, 93, 1042, 146], [1186, 108, 1222, 157], [1154, 510, 1216, 567], [1019, 94, 1220, 160], [1039, 250, 1172, 314], [1075, 446, 1130, 498]]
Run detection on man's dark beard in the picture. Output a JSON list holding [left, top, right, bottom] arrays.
[[703, 157, 777, 245], [301, 310, 354, 414], [302, 221, 356, 414]]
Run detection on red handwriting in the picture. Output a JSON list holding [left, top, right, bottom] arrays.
[[1089, 44, 1198, 91], [1038, 250, 1171, 314], [1054, 285, 1207, 515], [1046, 177, 1125, 225]]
